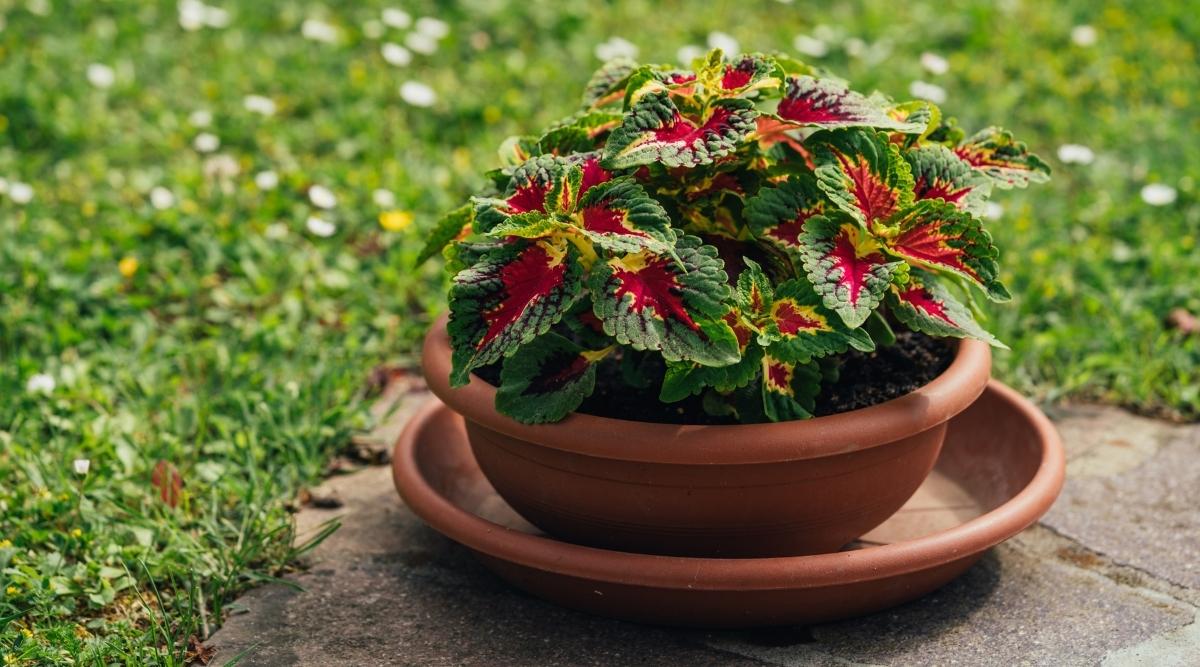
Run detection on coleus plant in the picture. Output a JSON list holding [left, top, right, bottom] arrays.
[[420, 49, 1049, 424]]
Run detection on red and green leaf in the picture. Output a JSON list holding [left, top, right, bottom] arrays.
[[696, 51, 782, 97], [416, 202, 474, 267], [904, 144, 991, 216], [448, 239, 583, 385], [495, 332, 608, 423], [764, 279, 875, 362], [799, 214, 903, 327], [882, 200, 1009, 301], [660, 317, 763, 402], [744, 174, 826, 253], [575, 176, 676, 253], [812, 129, 915, 228], [775, 75, 926, 133], [761, 354, 822, 422], [954, 126, 1051, 189], [590, 235, 740, 365], [888, 271, 1004, 347], [601, 91, 758, 169]]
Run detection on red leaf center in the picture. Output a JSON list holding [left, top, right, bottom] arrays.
[[611, 258, 700, 331], [480, 245, 566, 348]]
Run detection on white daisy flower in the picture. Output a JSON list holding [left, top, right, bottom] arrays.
[[255, 170, 279, 190], [381, 8, 411, 29], [676, 45, 705, 66], [1071, 25, 1098, 47], [26, 373, 55, 394], [793, 35, 828, 58], [405, 32, 438, 55], [73, 459, 91, 476], [1057, 144, 1095, 165], [399, 81, 437, 107], [243, 94, 276, 116], [301, 18, 338, 43], [415, 16, 449, 39], [150, 186, 175, 210], [188, 109, 212, 127], [920, 52, 949, 75], [9, 182, 34, 204], [306, 215, 336, 237], [372, 188, 396, 208], [362, 19, 385, 39], [308, 185, 337, 209], [193, 132, 220, 153], [264, 222, 289, 239], [843, 37, 866, 58], [202, 5, 230, 28], [203, 154, 239, 180], [983, 202, 1004, 220], [87, 63, 116, 89], [707, 31, 739, 55], [1140, 183, 1177, 207], [908, 80, 947, 104], [179, 0, 206, 31], [595, 36, 638, 61], [382, 42, 412, 66]]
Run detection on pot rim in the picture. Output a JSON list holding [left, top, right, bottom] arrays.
[[422, 314, 991, 464], [392, 381, 1065, 589]]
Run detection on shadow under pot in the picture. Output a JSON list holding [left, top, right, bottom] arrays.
[[422, 316, 992, 558]]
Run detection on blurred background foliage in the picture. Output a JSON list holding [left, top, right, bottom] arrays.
[[0, 0, 1196, 662]]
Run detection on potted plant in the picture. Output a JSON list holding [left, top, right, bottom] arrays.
[[417, 49, 1049, 557]]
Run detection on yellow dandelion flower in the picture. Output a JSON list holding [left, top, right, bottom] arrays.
[[118, 256, 139, 278], [6, 586, 19, 596], [379, 210, 414, 232], [70, 528, 83, 538], [0, 539, 11, 549], [4, 653, 17, 665]]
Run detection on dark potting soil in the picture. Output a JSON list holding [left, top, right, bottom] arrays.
[[475, 332, 954, 424]]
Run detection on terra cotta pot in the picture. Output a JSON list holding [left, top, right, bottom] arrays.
[[422, 315, 991, 557]]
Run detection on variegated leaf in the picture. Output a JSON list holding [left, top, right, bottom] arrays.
[[888, 271, 1005, 347], [495, 332, 607, 423], [601, 91, 758, 169], [582, 57, 638, 108], [799, 214, 903, 327], [904, 144, 992, 216], [812, 129, 915, 228], [696, 51, 782, 97], [744, 174, 826, 253], [416, 202, 473, 267], [776, 75, 926, 133], [761, 354, 822, 422], [764, 279, 875, 362], [954, 126, 1051, 189], [590, 235, 739, 365], [575, 176, 676, 253], [882, 200, 1009, 301], [448, 239, 583, 385]]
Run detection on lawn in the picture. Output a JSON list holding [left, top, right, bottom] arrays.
[[1, 0, 1196, 663]]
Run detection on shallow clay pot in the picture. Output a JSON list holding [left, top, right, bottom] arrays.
[[423, 316, 991, 557]]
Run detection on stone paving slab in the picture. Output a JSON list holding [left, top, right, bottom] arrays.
[[208, 397, 1200, 666]]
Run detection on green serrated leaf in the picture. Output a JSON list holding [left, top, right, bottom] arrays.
[[799, 214, 902, 328], [495, 332, 605, 423], [880, 200, 1008, 301], [954, 126, 1051, 189], [761, 354, 822, 421], [601, 92, 758, 170], [590, 235, 739, 365], [776, 76, 926, 133], [812, 128, 915, 228], [574, 176, 676, 253], [904, 144, 992, 216], [888, 270, 1006, 348], [744, 174, 827, 253], [448, 239, 584, 385], [764, 278, 875, 362], [582, 57, 639, 108], [416, 203, 473, 267]]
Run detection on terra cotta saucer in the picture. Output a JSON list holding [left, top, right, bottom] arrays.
[[392, 381, 1064, 628]]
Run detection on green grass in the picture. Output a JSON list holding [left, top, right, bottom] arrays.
[[1, 0, 1196, 662]]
